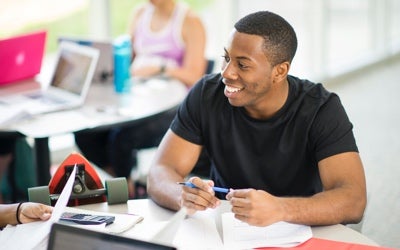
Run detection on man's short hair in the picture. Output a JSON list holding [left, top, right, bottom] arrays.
[[234, 11, 297, 66]]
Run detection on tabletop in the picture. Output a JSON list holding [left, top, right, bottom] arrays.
[[0, 78, 188, 137]]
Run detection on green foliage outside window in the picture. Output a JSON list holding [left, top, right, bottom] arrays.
[[0, 0, 212, 53]]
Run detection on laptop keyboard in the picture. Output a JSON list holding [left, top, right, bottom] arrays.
[[25, 92, 67, 104]]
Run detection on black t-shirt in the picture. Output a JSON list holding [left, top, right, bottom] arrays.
[[171, 74, 358, 198]]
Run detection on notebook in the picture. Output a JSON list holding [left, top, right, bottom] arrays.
[[0, 30, 46, 85], [58, 36, 114, 83], [47, 223, 177, 250], [0, 41, 99, 116]]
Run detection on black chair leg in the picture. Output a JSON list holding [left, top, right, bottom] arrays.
[[7, 157, 17, 203]]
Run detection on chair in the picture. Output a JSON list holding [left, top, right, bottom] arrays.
[[205, 59, 215, 74], [1, 137, 36, 203]]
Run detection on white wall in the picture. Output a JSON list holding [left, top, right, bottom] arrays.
[[194, 0, 400, 81]]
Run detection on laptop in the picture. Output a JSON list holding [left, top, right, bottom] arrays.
[[0, 41, 99, 115], [47, 223, 177, 250], [0, 30, 46, 85], [58, 36, 114, 83]]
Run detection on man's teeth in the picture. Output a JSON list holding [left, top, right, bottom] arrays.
[[226, 86, 242, 93]]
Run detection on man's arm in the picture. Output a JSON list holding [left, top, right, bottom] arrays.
[[227, 152, 366, 226], [147, 129, 220, 211]]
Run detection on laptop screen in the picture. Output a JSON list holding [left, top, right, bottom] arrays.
[[49, 41, 99, 98], [58, 36, 114, 83], [0, 30, 46, 85], [47, 223, 177, 250]]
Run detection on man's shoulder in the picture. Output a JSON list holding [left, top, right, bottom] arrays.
[[187, 74, 225, 110], [289, 75, 332, 100]]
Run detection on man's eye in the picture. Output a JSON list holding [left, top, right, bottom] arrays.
[[238, 62, 248, 69], [222, 55, 230, 63]]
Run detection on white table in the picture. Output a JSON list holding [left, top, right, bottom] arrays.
[[77, 199, 379, 248], [0, 78, 187, 185]]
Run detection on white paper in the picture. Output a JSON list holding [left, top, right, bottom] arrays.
[[151, 207, 188, 246], [50, 165, 77, 222], [222, 212, 312, 249], [0, 165, 77, 250], [123, 220, 170, 242], [173, 217, 224, 250], [123, 208, 224, 250]]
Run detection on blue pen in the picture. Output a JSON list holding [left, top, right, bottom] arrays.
[[177, 182, 230, 193]]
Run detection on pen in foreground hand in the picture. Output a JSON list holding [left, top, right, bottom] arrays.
[[177, 182, 230, 194]]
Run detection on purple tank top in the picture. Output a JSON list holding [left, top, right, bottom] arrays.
[[133, 3, 187, 67]]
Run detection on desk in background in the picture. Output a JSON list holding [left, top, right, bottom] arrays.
[[0, 79, 187, 185], [77, 199, 379, 248]]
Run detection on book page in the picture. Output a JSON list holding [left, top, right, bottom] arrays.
[[173, 217, 224, 250], [222, 212, 312, 249]]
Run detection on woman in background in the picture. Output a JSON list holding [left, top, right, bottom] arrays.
[[130, 0, 206, 86], [75, 0, 208, 198]]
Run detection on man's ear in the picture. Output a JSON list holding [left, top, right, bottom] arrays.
[[273, 62, 290, 82]]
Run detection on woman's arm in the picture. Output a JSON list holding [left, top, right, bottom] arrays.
[[164, 9, 207, 87]]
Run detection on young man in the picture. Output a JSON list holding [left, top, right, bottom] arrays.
[[147, 11, 366, 227]]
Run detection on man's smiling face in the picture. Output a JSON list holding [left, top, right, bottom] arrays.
[[221, 30, 278, 115]]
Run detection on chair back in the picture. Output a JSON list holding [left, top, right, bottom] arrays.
[[205, 59, 215, 74]]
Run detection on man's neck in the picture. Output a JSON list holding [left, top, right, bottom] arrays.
[[244, 79, 289, 120]]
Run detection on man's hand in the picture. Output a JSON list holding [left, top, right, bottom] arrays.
[[180, 177, 221, 215], [226, 189, 284, 226]]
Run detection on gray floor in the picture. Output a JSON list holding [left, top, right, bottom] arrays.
[[326, 55, 400, 248]]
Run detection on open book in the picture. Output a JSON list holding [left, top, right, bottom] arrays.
[[222, 212, 312, 249], [137, 210, 312, 250]]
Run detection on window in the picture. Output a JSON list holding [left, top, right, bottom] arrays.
[[0, 0, 90, 52]]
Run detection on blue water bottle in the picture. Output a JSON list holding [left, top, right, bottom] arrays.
[[113, 35, 132, 93]]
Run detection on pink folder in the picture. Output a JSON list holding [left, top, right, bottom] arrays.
[[257, 237, 396, 250]]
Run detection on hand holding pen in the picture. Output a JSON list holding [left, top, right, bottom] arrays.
[[178, 177, 227, 213]]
